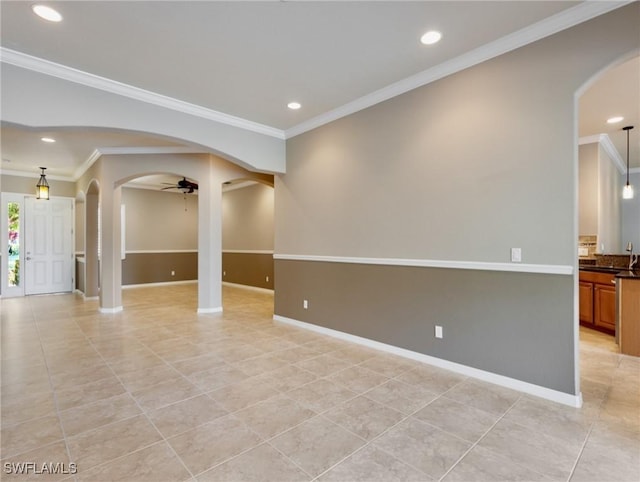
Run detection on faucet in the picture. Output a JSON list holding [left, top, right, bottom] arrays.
[[627, 242, 638, 271]]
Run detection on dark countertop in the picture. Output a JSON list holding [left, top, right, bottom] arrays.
[[615, 270, 640, 280], [579, 266, 640, 279]]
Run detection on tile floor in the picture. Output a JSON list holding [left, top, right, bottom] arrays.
[[1, 284, 638, 481]]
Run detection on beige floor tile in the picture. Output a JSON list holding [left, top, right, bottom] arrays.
[[207, 377, 280, 412], [197, 443, 310, 482], [49, 364, 115, 390], [328, 346, 379, 364], [326, 366, 389, 394], [252, 364, 317, 392], [234, 394, 317, 439], [59, 393, 142, 437], [147, 394, 228, 438], [373, 418, 471, 479], [358, 354, 417, 378], [396, 365, 466, 394], [131, 377, 202, 411], [66, 414, 162, 470], [170, 354, 227, 377], [272, 345, 323, 363], [442, 445, 547, 482], [318, 445, 430, 482], [167, 414, 263, 475], [0, 440, 72, 481], [364, 379, 438, 415], [232, 353, 289, 376], [571, 420, 640, 482], [442, 379, 521, 416], [1, 391, 57, 427], [1, 414, 64, 459], [503, 396, 594, 447], [107, 352, 167, 375], [294, 354, 353, 377], [413, 396, 500, 443], [187, 364, 249, 392], [286, 378, 358, 413], [117, 364, 183, 392], [477, 418, 582, 480], [75, 441, 191, 482], [1, 285, 637, 482], [270, 416, 366, 478], [53, 376, 127, 411], [324, 396, 405, 440]]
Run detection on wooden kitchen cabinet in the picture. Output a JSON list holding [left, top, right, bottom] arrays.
[[579, 270, 616, 335], [579, 281, 594, 324], [594, 283, 616, 331]]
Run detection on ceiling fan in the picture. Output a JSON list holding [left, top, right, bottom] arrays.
[[161, 177, 198, 194]]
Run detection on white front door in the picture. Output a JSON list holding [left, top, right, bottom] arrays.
[[25, 197, 73, 295]]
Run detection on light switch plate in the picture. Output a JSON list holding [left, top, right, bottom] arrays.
[[511, 248, 522, 263]]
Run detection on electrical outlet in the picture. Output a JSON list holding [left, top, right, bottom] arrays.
[[511, 248, 522, 263], [171, 270, 175, 276], [303, 299, 308, 309], [266, 276, 269, 282], [223, 271, 226, 276], [435, 325, 443, 339]]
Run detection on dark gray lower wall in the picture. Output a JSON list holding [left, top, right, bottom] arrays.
[[75, 258, 85, 292], [222, 252, 274, 290], [122, 252, 198, 285], [274, 259, 575, 395]]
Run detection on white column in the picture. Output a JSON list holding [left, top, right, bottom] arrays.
[[197, 166, 223, 313], [99, 185, 123, 313]]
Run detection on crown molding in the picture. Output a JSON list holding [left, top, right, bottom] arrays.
[[578, 134, 626, 174], [285, 1, 631, 138], [0, 47, 285, 140]]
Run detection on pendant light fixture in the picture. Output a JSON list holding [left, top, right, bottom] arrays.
[[36, 167, 50, 200], [622, 126, 634, 199]]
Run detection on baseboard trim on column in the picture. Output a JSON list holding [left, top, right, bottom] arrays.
[[197, 307, 223, 314], [99, 306, 123, 314]]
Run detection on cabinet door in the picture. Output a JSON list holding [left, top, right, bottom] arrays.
[[594, 284, 616, 331], [579, 282, 594, 324]]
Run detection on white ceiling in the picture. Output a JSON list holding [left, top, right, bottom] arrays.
[[0, 0, 638, 180]]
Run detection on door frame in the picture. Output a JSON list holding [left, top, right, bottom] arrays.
[[1, 193, 75, 298]]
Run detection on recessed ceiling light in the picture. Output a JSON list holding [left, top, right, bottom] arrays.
[[287, 102, 301, 110], [32, 5, 62, 22], [420, 30, 442, 45], [607, 116, 624, 124], [41, 137, 56, 143]]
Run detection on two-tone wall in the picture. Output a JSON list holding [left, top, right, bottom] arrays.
[[120, 187, 198, 286], [222, 182, 274, 290], [274, 4, 639, 404]]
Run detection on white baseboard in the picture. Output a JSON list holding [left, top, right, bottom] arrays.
[[197, 306, 223, 314], [99, 306, 123, 314], [273, 315, 583, 408], [222, 282, 274, 295], [122, 280, 197, 289]]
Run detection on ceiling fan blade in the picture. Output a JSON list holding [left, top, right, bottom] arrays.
[[160, 186, 178, 190]]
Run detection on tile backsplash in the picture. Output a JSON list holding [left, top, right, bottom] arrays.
[[578, 235, 597, 258]]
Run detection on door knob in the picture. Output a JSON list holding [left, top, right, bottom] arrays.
[[26, 257, 32, 260]]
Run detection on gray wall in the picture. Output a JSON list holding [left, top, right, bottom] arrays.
[[1, 174, 77, 198], [276, 260, 574, 393], [222, 183, 274, 289], [122, 187, 198, 252], [579, 144, 598, 236], [222, 183, 274, 251], [597, 144, 622, 254], [622, 171, 640, 249], [275, 4, 639, 397]]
